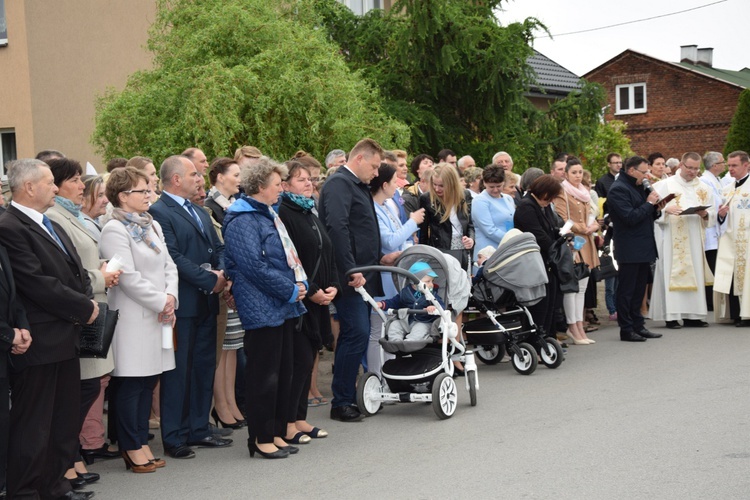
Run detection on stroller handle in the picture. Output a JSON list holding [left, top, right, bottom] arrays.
[[346, 265, 422, 285]]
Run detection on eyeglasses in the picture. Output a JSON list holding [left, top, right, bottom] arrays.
[[683, 165, 701, 172], [636, 168, 650, 175], [125, 189, 152, 195]]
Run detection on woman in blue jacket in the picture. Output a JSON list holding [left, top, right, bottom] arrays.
[[471, 165, 515, 262], [223, 159, 307, 460]]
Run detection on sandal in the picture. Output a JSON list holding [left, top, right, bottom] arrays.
[[584, 324, 599, 333], [307, 398, 322, 407], [315, 396, 329, 406], [301, 427, 328, 439]]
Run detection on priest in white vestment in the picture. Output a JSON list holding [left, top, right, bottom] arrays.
[[714, 151, 750, 326], [650, 153, 715, 328]]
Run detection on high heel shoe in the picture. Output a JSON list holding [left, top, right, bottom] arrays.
[[147, 457, 166, 468], [584, 338, 595, 344], [248, 442, 289, 459], [569, 336, 592, 345], [211, 408, 245, 429], [122, 452, 157, 473]]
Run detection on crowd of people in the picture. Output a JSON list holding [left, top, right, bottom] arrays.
[[0, 139, 748, 499]]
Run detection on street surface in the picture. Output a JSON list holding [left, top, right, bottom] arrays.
[[86, 319, 750, 499]]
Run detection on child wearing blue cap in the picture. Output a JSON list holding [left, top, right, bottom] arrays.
[[376, 261, 446, 342]]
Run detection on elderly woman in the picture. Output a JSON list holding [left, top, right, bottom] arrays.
[[471, 165, 515, 262], [99, 167, 178, 473], [278, 159, 339, 443], [554, 158, 600, 345], [367, 163, 425, 376], [46, 159, 122, 488], [223, 158, 307, 460], [80, 175, 109, 238], [203, 157, 246, 430], [514, 175, 564, 340], [463, 167, 483, 199], [419, 162, 474, 267]]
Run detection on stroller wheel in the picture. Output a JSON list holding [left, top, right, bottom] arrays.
[[356, 372, 383, 417], [511, 342, 538, 375], [539, 337, 564, 369], [474, 345, 503, 365], [432, 373, 457, 420]]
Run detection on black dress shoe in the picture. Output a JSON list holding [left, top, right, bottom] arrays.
[[665, 320, 682, 329], [59, 491, 95, 499], [683, 319, 709, 328], [187, 436, 233, 447], [76, 472, 100, 484], [734, 319, 750, 327], [165, 445, 196, 459], [330, 405, 364, 422], [638, 329, 662, 339], [277, 444, 299, 454], [248, 442, 289, 459], [80, 444, 119, 464], [209, 423, 234, 437], [620, 331, 647, 342], [69, 477, 86, 490]]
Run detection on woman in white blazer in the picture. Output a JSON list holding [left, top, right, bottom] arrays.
[[47, 159, 122, 487], [99, 167, 178, 473]]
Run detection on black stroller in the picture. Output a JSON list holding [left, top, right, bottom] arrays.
[[351, 245, 478, 420], [464, 229, 564, 375]]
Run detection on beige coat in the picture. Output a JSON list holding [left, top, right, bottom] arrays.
[[47, 203, 115, 379], [554, 191, 600, 269], [99, 219, 178, 377]]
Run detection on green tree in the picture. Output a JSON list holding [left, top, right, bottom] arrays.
[[724, 88, 750, 156], [310, 0, 605, 170], [92, 0, 409, 163], [580, 120, 635, 180]]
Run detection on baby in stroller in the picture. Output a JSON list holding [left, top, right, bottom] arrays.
[[377, 261, 446, 343]]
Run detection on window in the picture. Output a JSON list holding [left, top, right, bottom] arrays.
[[615, 83, 647, 115], [339, 0, 382, 15], [0, 0, 7, 46], [0, 129, 17, 177]]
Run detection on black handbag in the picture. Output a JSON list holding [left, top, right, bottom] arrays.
[[548, 237, 578, 293], [79, 301, 119, 358], [574, 254, 590, 281], [591, 253, 617, 282]]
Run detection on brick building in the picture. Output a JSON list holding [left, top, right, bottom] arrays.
[[584, 46, 750, 159]]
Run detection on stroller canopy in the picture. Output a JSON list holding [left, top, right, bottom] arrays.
[[481, 229, 548, 306], [393, 245, 471, 313]]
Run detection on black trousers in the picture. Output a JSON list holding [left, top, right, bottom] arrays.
[[288, 330, 315, 424], [8, 358, 80, 499], [705, 249, 717, 311], [115, 375, 159, 451], [616, 262, 650, 333], [0, 376, 8, 491], [244, 319, 294, 444], [528, 271, 559, 337], [584, 274, 597, 309]]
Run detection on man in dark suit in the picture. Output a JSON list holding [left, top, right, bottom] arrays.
[[607, 155, 663, 342], [149, 155, 230, 459], [0, 243, 32, 497], [0, 158, 98, 499]]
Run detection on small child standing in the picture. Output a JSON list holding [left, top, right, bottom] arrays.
[[377, 261, 445, 342]]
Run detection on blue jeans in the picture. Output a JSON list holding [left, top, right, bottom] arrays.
[[331, 293, 371, 408], [605, 276, 618, 314]]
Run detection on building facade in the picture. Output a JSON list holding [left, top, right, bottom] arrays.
[[584, 46, 749, 158], [0, 0, 156, 174]]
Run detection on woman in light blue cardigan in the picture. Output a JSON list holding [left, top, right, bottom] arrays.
[[471, 165, 516, 261], [367, 163, 425, 376]]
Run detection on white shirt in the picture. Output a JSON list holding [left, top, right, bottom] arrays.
[[11, 200, 51, 236]]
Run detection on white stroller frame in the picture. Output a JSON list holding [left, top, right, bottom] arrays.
[[348, 250, 479, 419]]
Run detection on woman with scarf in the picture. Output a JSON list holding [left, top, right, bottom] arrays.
[[553, 158, 600, 345], [223, 158, 307, 460], [99, 167, 178, 473], [46, 159, 123, 488], [277, 159, 338, 444], [204, 157, 246, 430], [367, 163, 424, 377]]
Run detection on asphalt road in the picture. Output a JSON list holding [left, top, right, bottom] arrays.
[[82, 318, 750, 500]]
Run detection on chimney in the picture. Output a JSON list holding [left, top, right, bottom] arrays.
[[697, 47, 713, 67], [680, 44, 698, 64]]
